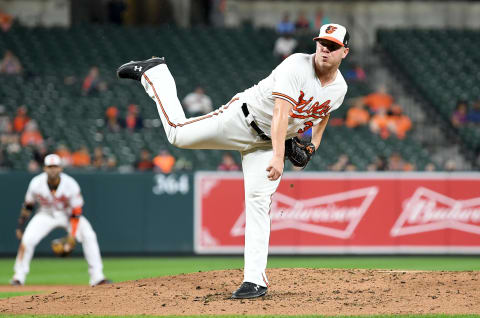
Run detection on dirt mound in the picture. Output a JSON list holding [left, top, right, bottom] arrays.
[[1, 268, 479, 316]]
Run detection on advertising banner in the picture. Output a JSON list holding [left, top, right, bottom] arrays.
[[194, 173, 480, 254]]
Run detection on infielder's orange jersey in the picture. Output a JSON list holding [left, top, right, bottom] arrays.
[[241, 53, 348, 139], [25, 172, 84, 215]]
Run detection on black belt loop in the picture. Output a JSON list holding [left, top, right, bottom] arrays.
[[241, 103, 271, 141]]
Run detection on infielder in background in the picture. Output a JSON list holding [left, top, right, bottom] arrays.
[[118, 24, 349, 298], [11, 154, 111, 286]]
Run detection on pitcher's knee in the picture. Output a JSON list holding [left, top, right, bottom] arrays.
[[167, 133, 192, 149], [21, 236, 38, 250], [246, 191, 272, 209]]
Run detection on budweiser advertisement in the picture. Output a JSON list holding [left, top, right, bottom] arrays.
[[194, 172, 480, 254]]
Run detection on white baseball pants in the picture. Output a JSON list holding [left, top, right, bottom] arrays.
[[13, 211, 106, 286], [141, 65, 281, 287]]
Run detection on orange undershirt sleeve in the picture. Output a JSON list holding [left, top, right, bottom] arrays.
[[70, 207, 82, 237]]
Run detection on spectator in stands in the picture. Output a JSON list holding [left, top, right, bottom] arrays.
[[13, 106, 30, 133], [135, 149, 154, 171], [209, 0, 227, 27], [105, 155, 117, 170], [153, 149, 175, 174], [362, 85, 393, 114], [55, 144, 72, 167], [92, 146, 106, 169], [276, 13, 295, 34], [451, 100, 468, 128], [0, 50, 22, 75], [367, 155, 387, 171], [82, 66, 107, 96], [124, 104, 143, 131], [345, 164, 357, 172], [424, 163, 436, 172], [20, 120, 43, 147], [467, 99, 480, 124], [403, 162, 415, 171], [344, 63, 366, 82], [346, 100, 370, 128], [182, 86, 213, 117], [217, 152, 240, 171], [295, 11, 310, 32], [311, 9, 329, 31], [387, 152, 406, 171], [444, 159, 457, 172], [369, 108, 389, 139], [386, 105, 412, 139], [328, 154, 350, 171], [71, 145, 91, 168], [27, 159, 40, 173], [105, 106, 122, 132], [0, 105, 10, 134], [0, 121, 20, 154], [174, 156, 193, 171], [273, 33, 297, 61], [0, 10, 13, 32]]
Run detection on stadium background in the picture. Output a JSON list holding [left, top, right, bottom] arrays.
[[1, 0, 480, 258]]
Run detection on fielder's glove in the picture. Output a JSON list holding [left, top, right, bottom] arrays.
[[285, 137, 316, 168], [51, 236, 76, 257]]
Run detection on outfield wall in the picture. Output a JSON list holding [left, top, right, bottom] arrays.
[[1, 172, 479, 255], [0, 172, 194, 255]]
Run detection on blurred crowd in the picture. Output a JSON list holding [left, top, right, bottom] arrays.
[[273, 10, 329, 62], [346, 85, 412, 140], [451, 99, 480, 128], [0, 6, 472, 173], [0, 51, 242, 173]]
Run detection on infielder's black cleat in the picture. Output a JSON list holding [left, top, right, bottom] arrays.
[[9, 279, 23, 286], [231, 282, 267, 299], [116, 57, 165, 81]]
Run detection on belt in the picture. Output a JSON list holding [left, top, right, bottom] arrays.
[[241, 103, 271, 141]]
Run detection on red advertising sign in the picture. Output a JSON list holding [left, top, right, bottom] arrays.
[[194, 173, 480, 254]]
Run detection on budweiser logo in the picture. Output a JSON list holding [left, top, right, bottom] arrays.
[[230, 186, 378, 239], [391, 187, 480, 236]]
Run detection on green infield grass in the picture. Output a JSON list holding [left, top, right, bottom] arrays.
[[0, 291, 40, 299], [1, 256, 480, 286]]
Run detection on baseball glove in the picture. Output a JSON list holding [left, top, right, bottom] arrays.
[[285, 137, 316, 168], [51, 236, 76, 257]]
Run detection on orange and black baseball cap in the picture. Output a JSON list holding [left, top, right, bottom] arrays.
[[313, 23, 350, 47]]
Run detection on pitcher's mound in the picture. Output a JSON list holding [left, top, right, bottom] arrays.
[[1, 268, 479, 316]]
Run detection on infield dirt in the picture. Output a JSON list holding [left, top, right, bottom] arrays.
[[1, 268, 479, 316]]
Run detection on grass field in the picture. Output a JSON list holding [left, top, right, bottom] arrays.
[[1, 256, 480, 285], [1, 256, 479, 318]]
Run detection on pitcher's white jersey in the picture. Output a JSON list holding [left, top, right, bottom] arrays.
[[241, 53, 348, 139], [25, 172, 84, 215]]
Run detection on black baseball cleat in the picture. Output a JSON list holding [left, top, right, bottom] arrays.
[[9, 279, 23, 286], [116, 57, 165, 81], [231, 282, 267, 299], [93, 279, 113, 286]]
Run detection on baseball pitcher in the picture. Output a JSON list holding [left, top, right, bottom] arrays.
[[11, 154, 110, 286], [117, 24, 349, 298]]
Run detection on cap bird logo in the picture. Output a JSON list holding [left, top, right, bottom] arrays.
[[325, 26, 337, 34]]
